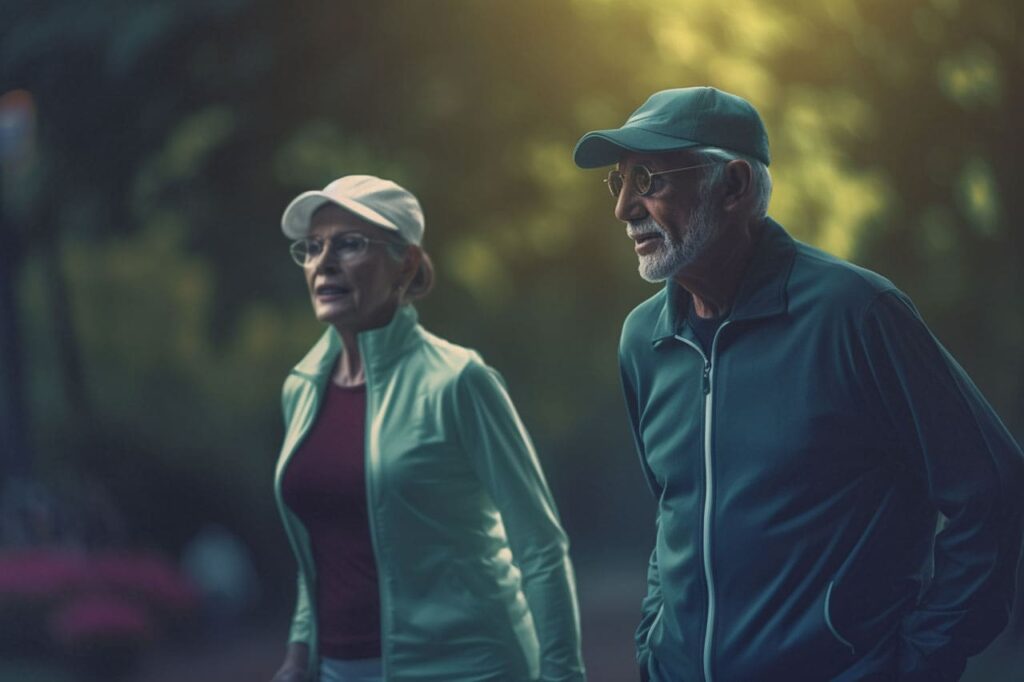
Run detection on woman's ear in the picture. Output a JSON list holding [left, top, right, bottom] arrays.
[[395, 246, 422, 293], [401, 249, 435, 303]]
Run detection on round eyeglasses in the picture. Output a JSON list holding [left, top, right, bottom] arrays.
[[288, 233, 403, 267], [605, 162, 718, 198]]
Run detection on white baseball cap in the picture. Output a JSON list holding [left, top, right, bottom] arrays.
[[280, 175, 424, 245]]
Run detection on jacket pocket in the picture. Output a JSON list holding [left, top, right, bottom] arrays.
[[644, 604, 665, 649], [825, 579, 856, 656]]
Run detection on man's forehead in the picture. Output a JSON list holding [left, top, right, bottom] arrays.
[[616, 148, 700, 170]]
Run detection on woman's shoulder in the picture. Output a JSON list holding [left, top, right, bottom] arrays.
[[414, 327, 498, 386], [288, 328, 340, 381], [417, 327, 480, 364]]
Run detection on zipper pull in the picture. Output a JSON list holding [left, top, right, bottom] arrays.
[[702, 362, 711, 395]]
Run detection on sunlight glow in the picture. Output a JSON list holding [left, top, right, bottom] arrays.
[[938, 45, 1001, 108], [446, 237, 510, 305], [959, 157, 1000, 236]]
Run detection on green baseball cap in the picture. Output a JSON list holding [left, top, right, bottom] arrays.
[[573, 86, 770, 168]]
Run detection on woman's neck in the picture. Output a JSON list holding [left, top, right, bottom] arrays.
[[333, 329, 364, 386]]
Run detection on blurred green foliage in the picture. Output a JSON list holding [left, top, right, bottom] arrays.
[[2, 0, 1021, 605]]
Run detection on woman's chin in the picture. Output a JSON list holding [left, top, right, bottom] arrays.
[[315, 304, 356, 327]]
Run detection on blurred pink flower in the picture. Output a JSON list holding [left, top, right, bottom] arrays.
[[0, 547, 200, 658], [0, 548, 88, 601], [0, 548, 199, 612], [90, 551, 201, 615], [48, 593, 155, 647]]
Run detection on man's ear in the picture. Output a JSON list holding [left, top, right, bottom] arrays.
[[722, 159, 753, 213]]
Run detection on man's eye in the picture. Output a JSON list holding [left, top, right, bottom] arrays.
[[306, 241, 325, 255]]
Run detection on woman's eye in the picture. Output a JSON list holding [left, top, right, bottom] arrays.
[[337, 238, 363, 252]]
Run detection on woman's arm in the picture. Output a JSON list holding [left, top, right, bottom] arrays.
[[270, 641, 309, 682], [452, 360, 586, 682]]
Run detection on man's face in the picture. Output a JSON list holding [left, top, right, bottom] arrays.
[[613, 151, 719, 283]]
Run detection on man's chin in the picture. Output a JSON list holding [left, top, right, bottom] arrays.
[[637, 255, 677, 283], [638, 270, 669, 284]]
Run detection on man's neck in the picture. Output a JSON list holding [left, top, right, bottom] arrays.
[[675, 218, 763, 319]]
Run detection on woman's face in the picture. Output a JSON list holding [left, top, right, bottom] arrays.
[[302, 205, 415, 333]]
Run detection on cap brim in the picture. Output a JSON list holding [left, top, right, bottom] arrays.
[[281, 191, 401, 239], [572, 127, 702, 169]]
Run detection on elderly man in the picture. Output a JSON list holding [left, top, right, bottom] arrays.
[[573, 86, 1024, 682]]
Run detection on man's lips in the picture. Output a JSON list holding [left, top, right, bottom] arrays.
[[631, 232, 664, 255]]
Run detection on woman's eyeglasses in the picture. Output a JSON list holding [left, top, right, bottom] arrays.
[[605, 162, 717, 198], [289, 234, 402, 267]]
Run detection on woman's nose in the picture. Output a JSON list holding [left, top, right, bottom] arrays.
[[311, 249, 340, 273]]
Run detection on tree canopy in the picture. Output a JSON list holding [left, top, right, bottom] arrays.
[[3, 0, 1020, 593]]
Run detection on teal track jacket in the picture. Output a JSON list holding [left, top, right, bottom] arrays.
[[275, 306, 585, 681], [620, 219, 1024, 682]]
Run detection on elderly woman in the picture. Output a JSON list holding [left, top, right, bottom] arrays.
[[270, 176, 585, 682]]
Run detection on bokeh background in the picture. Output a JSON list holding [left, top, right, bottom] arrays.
[[1, 0, 1021, 680]]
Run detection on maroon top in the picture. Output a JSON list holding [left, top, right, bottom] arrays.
[[281, 382, 381, 660]]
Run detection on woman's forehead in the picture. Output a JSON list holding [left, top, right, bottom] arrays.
[[309, 204, 393, 239]]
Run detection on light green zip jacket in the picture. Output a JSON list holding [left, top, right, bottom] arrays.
[[274, 305, 585, 682]]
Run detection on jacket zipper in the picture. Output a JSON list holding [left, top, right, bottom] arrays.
[[360, 339, 390, 680], [677, 321, 729, 682], [276, 377, 323, 681]]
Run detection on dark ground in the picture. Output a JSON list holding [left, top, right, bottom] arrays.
[[134, 565, 1024, 682], [3, 564, 1020, 681], [130, 564, 1024, 682]]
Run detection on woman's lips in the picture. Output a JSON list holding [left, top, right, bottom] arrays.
[[315, 284, 351, 301]]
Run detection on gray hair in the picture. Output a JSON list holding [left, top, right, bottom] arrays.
[[386, 241, 435, 304], [692, 146, 773, 218]]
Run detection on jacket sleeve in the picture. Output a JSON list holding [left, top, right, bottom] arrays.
[[289, 570, 314, 644], [452, 360, 586, 682], [858, 291, 1024, 680], [635, 525, 663, 671], [279, 378, 315, 652], [620, 357, 664, 668]]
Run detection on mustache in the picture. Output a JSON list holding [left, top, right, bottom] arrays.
[[626, 217, 668, 240]]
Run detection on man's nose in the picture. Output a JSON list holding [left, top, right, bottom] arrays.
[[614, 185, 646, 223]]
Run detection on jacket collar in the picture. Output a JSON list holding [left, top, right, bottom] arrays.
[[651, 217, 796, 344], [291, 304, 422, 381]]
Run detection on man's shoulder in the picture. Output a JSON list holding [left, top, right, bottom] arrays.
[[620, 287, 668, 348], [789, 239, 899, 311], [624, 286, 668, 322]]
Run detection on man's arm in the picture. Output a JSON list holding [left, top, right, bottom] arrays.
[[620, 359, 664, 676], [859, 291, 1024, 680], [635, 522, 663, 679]]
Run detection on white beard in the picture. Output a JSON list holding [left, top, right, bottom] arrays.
[[628, 196, 716, 283]]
